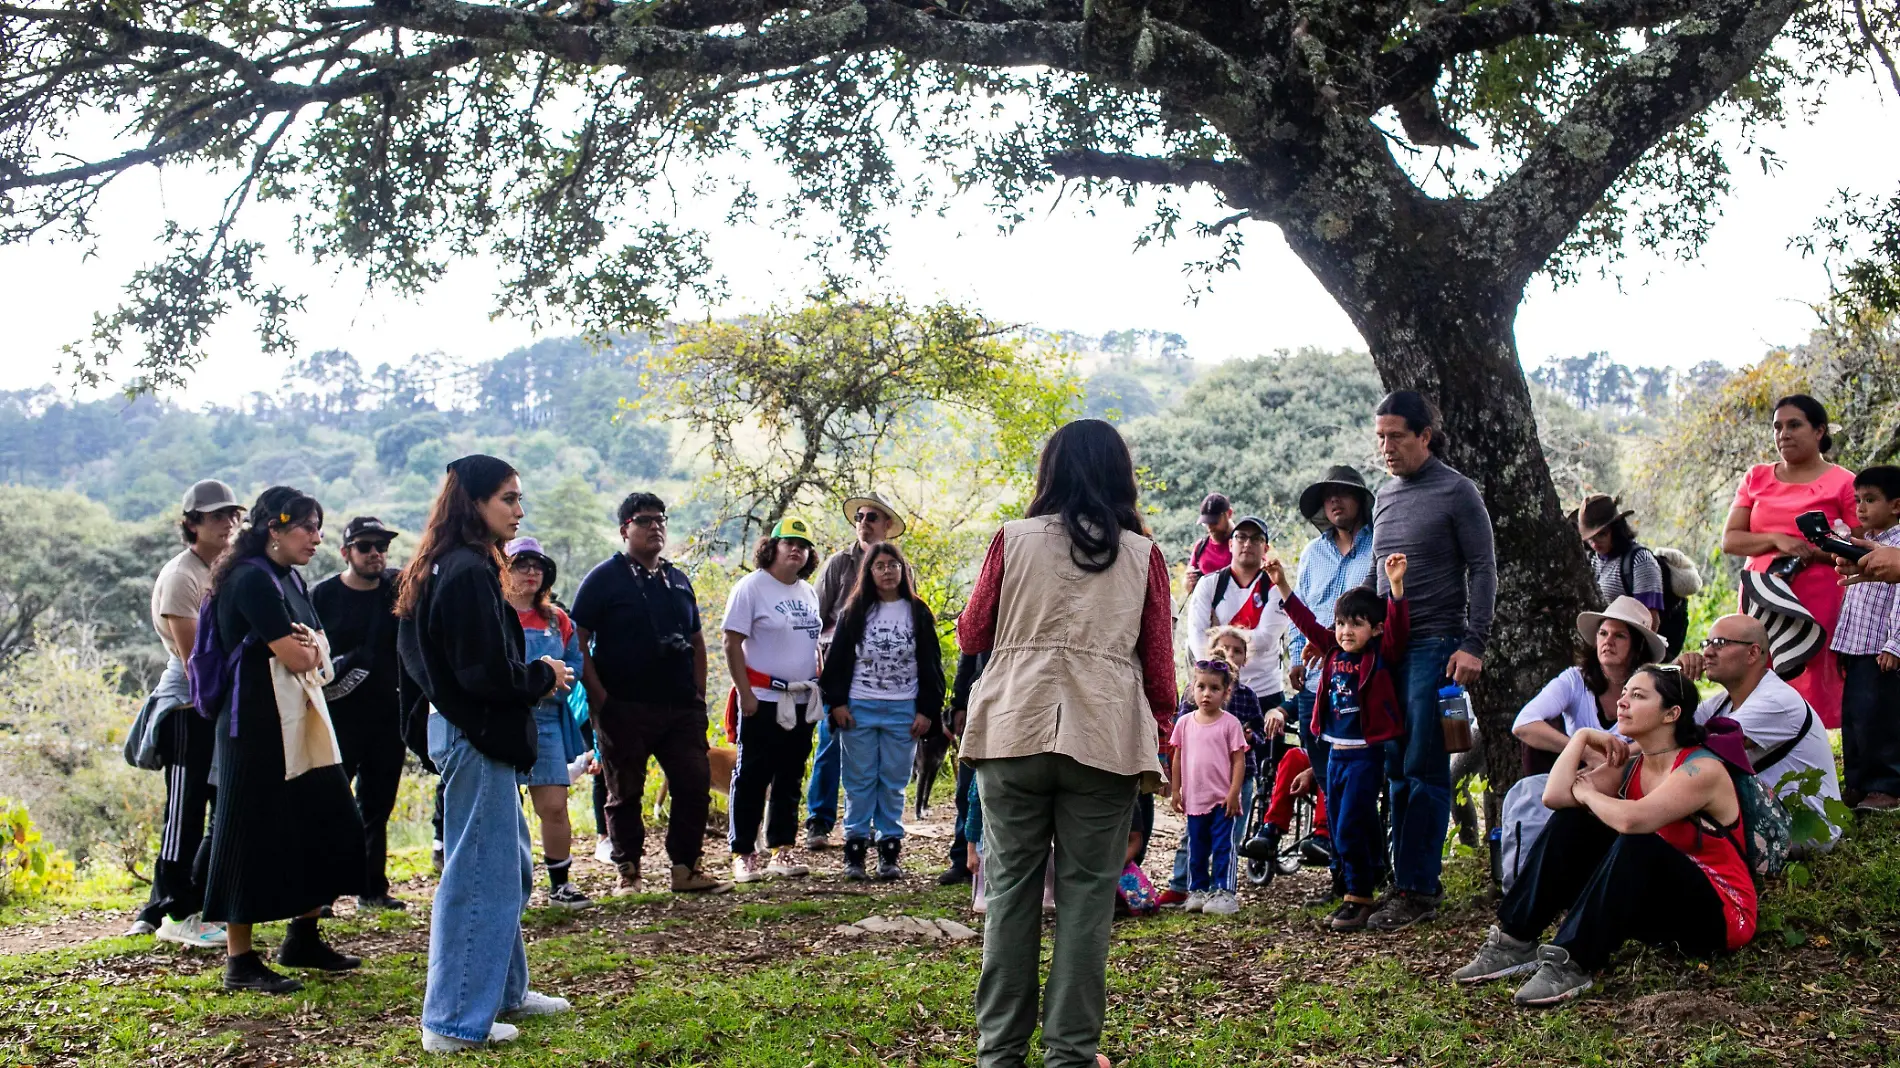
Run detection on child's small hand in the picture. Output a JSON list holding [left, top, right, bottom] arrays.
[[1170, 792, 1185, 815], [1384, 552, 1408, 584], [1290, 768, 1315, 796], [1224, 791, 1242, 817], [1263, 554, 1289, 593], [1879, 652, 1900, 673]]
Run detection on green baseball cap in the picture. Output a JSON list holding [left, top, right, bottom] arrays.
[[771, 515, 816, 544]]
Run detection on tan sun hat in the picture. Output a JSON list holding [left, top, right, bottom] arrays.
[[841, 491, 906, 538], [1576, 595, 1666, 664]]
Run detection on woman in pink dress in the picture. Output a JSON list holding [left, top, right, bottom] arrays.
[[1721, 394, 1860, 727]]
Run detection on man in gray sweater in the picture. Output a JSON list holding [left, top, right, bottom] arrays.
[[1363, 391, 1497, 932]]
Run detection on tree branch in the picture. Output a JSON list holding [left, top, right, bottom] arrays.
[[1047, 148, 1250, 195]]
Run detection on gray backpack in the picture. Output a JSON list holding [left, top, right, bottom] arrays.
[[1498, 773, 1554, 894]]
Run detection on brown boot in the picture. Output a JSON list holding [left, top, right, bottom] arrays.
[[1855, 792, 1899, 812], [671, 863, 736, 894], [615, 861, 642, 894]]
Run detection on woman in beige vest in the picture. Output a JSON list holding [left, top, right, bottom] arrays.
[[958, 419, 1178, 1068]]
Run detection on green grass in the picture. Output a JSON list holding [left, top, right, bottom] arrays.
[[5, 819, 1899, 1067]]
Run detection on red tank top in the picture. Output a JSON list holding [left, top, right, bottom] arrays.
[[1627, 749, 1757, 950]]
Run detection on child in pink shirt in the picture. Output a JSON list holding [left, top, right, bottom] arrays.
[[1169, 654, 1252, 916]]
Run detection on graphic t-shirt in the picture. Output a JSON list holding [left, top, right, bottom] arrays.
[[150, 547, 212, 659], [722, 569, 823, 702], [1167, 711, 1250, 816], [1323, 653, 1366, 747], [850, 599, 919, 701], [309, 571, 399, 713]]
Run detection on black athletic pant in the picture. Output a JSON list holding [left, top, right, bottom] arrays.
[[334, 703, 406, 898], [729, 709, 815, 854], [581, 718, 609, 833], [1499, 806, 1729, 971], [140, 707, 215, 925], [1840, 653, 1900, 798], [596, 699, 713, 869], [947, 760, 976, 868]]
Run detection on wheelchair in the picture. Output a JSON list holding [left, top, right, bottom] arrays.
[[1240, 726, 1329, 887]]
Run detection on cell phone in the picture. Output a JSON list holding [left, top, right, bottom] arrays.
[[1795, 510, 1872, 562]]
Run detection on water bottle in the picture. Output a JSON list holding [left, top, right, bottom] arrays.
[[1438, 684, 1474, 754]]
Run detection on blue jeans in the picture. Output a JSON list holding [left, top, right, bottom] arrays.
[[1385, 635, 1461, 898], [805, 715, 843, 833], [1185, 809, 1236, 893], [1326, 745, 1383, 898], [1169, 771, 1252, 892], [839, 698, 917, 842], [425, 714, 532, 1042]]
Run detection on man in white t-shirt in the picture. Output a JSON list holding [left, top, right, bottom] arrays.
[[1688, 614, 1842, 844], [1180, 514, 1290, 704]]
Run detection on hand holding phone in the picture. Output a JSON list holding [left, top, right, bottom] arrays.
[[1796, 510, 1871, 562]]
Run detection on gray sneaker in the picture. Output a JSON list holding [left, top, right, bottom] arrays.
[[1453, 925, 1539, 984], [1512, 945, 1594, 1007]]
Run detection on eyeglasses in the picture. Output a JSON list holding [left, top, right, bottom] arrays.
[[1698, 637, 1757, 652], [629, 514, 668, 528], [1231, 531, 1267, 544]]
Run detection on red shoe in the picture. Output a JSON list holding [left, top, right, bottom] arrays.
[[1156, 888, 1190, 908]]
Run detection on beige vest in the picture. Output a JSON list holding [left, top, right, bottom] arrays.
[[962, 516, 1164, 789]]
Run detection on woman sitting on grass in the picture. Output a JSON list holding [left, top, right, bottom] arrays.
[[1455, 664, 1756, 1007]]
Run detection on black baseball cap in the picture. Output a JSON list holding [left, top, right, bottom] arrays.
[[1199, 493, 1232, 521], [342, 516, 399, 545], [1231, 515, 1271, 541]]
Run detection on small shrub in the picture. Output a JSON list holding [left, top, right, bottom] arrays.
[[0, 798, 74, 904]]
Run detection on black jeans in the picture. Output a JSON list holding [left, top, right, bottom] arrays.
[[948, 759, 977, 868], [1839, 653, 1900, 797], [140, 707, 215, 925], [334, 702, 407, 897], [596, 699, 713, 869], [1499, 806, 1729, 971], [729, 709, 815, 854]]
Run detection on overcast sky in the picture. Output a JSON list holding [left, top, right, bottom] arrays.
[[1, 75, 1893, 408]]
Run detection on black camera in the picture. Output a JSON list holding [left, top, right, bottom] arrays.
[[1796, 510, 1872, 562], [656, 632, 694, 657]]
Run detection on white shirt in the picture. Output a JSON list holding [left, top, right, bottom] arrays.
[[722, 570, 823, 703], [1179, 566, 1290, 699], [1694, 671, 1842, 837], [1512, 667, 1628, 742], [850, 600, 919, 701]]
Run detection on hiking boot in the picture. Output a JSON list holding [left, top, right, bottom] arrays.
[[937, 864, 973, 886], [358, 893, 407, 912], [1512, 945, 1594, 1007], [614, 861, 643, 895], [1183, 890, 1208, 913], [223, 950, 303, 994], [670, 864, 735, 894], [500, 990, 571, 1019], [1366, 891, 1438, 932], [548, 883, 594, 908], [875, 838, 904, 881], [421, 1022, 519, 1052], [1156, 888, 1191, 908], [275, 922, 361, 971], [732, 853, 770, 884], [842, 838, 870, 881], [1239, 827, 1280, 862], [1202, 890, 1240, 916], [1328, 900, 1374, 932], [767, 848, 809, 878], [1454, 925, 1540, 984], [155, 913, 226, 949], [804, 826, 831, 851], [124, 919, 157, 937], [1855, 792, 1899, 812]]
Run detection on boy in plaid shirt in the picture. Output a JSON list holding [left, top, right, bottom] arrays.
[[1831, 465, 1900, 812]]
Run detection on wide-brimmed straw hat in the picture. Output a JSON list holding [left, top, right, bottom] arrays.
[[1298, 466, 1373, 531], [841, 491, 906, 538], [1576, 595, 1667, 664], [1574, 494, 1635, 541]]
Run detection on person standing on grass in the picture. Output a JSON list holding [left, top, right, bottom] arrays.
[[1828, 465, 1900, 812], [126, 479, 243, 948], [806, 491, 904, 850], [1181, 492, 1234, 599], [723, 516, 825, 885], [1364, 391, 1496, 933], [1168, 654, 1251, 918], [819, 541, 946, 881], [939, 649, 988, 886], [398, 456, 576, 1052], [200, 487, 366, 994], [1158, 625, 1264, 908], [500, 537, 592, 908], [958, 419, 1176, 1068], [310, 516, 410, 913], [570, 492, 732, 896]]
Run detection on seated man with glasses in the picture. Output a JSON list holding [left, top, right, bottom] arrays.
[[1680, 615, 1842, 845]]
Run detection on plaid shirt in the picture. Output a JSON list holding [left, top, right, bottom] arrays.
[[1288, 525, 1376, 690], [1831, 525, 1900, 657]]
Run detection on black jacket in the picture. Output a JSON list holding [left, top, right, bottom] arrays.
[[397, 543, 554, 772], [819, 598, 947, 731]]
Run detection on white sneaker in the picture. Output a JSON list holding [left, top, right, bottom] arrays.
[[502, 990, 571, 1018], [1202, 891, 1240, 916], [1183, 891, 1208, 913], [155, 914, 227, 948], [593, 838, 616, 866], [767, 849, 809, 878], [123, 919, 157, 937], [733, 853, 770, 884], [420, 1022, 520, 1052]]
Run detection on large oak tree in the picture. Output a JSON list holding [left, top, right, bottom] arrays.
[[3, 0, 1896, 785]]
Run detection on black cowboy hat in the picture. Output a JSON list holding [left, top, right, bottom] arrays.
[[1298, 466, 1373, 531]]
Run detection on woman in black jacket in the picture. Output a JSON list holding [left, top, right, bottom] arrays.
[[395, 455, 576, 1053], [819, 541, 946, 880]]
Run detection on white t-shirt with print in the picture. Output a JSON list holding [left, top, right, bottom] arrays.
[[1694, 671, 1842, 836], [723, 570, 823, 702], [850, 599, 919, 701]]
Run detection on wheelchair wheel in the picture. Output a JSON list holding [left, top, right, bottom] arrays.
[[1246, 855, 1274, 886]]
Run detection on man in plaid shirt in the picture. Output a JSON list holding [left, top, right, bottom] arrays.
[[1831, 465, 1900, 812]]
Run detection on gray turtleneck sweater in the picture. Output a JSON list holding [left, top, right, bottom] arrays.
[[1365, 456, 1497, 657]]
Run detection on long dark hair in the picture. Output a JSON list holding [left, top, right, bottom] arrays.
[[396, 462, 519, 619], [837, 542, 918, 641], [209, 487, 322, 595], [1025, 419, 1146, 573], [1633, 664, 1706, 749], [1375, 390, 1449, 457], [1577, 617, 1637, 698], [1772, 393, 1833, 454]]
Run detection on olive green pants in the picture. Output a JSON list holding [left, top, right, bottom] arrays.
[[974, 754, 1139, 1068]]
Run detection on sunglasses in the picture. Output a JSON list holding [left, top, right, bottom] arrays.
[[1193, 659, 1234, 675], [855, 511, 887, 523], [1698, 637, 1757, 652], [348, 540, 391, 553]]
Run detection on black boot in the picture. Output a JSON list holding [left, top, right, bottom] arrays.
[[275, 917, 362, 972], [224, 950, 303, 994], [875, 838, 903, 881], [842, 838, 870, 881], [937, 863, 973, 886], [1239, 825, 1281, 862]]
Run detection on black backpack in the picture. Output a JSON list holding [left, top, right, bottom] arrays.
[[1622, 545, 1689, 659]]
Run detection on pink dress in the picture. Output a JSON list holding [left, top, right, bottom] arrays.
[[1732, 462, 1859, 727]]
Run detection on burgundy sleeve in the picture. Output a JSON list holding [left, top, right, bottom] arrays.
[[1136, 544, 1181, 735], [958, 529, 1006, 656]]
